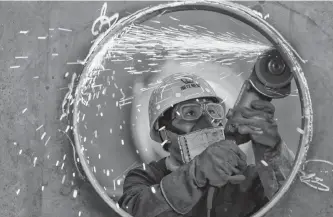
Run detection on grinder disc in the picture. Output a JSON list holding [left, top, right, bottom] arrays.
[[255, 49, 293, 89]]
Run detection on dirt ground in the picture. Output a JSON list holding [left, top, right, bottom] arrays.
[[1, 1, 333, 217]]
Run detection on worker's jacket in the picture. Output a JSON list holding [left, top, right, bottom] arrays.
[[118, 141, 295, 217]]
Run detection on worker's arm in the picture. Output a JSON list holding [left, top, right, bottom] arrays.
[[252, 140, 295, 199], [119, 140, 248, 217], [226, 100, 296, 200], [118, 160, 206, 217], [235, 143, 294, 217]]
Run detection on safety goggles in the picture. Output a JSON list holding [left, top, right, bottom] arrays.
[[174, 102, 225, 121]]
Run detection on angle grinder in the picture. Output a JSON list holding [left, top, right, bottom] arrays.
[[224, 48, 293, 144]]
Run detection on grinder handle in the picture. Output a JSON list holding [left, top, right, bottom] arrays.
[[224, 80, 271, 144]]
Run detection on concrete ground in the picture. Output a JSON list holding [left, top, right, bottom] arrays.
[[1, 1, 333, 217]]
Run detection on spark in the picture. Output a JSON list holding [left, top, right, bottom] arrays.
[[121, 139, 124, 145], [36, 125, 43, 131], [58, 27, 73, 32], [41, 132, 46, 140], [66, 62, 81, 65], [15, 56, 28, 59], [261, 160, 268, 167], [169, 16, 180, 21], [38, 36, 47, 40], [10, 65, 20, 69], [150, 20, 160, 24], [161, 140, 168, 147], [151, 187, 156, 193], [19, 30, 29, 34], [33, 157, 37, 167], [119, 96, 134, 108], [44, 136, 51, 146], [236, 71, 245, 77], [42, 186, 45, 191], [22, 108, 27, 114], [52, 53, 59, 56], [73, 189, 78, 198], [62, 175, 66, 184], [16, 189, 21, 195]]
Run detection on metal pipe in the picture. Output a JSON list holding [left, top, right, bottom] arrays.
[[72, 1, 313, 217]]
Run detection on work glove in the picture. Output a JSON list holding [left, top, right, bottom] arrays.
[[192, 140, 248, 188], [159, 140, 247, 214], [226, 100, 281, 151]]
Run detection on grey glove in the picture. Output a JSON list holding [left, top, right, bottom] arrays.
[[193, 140, 248, 188], [159, 140, 248, 215], [227, 100, 281, 149]]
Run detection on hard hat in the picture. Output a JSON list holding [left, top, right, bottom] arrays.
[[148, 73, 224, 143]]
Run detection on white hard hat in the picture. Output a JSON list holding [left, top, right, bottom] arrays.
[[148, 73, 223, 143]]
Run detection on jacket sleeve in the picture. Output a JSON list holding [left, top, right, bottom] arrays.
[[118, 161, 207, 217], [252, 140, 295, 199]]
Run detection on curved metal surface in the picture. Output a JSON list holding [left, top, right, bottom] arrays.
[[73, 1, 312, 217]]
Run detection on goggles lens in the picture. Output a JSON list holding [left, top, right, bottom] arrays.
[[178, 103, 225, 121]]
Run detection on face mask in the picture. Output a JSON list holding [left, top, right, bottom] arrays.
[[178, 126, 225, 164], [162, 126, 225, 164]]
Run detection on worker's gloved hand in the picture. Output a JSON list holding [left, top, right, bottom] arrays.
[[192, 140, 248, 188], [227, 100, 281, 149]]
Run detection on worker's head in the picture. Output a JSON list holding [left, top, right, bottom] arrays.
[[149, 73, 226, 165]]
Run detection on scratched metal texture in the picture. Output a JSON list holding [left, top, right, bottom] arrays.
[[0, 1, 332, 217]]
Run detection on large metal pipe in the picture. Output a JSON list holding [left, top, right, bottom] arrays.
[[72, 1, 313, 217]]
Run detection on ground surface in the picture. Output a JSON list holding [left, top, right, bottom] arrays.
[[1, 1, 333, 217]]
